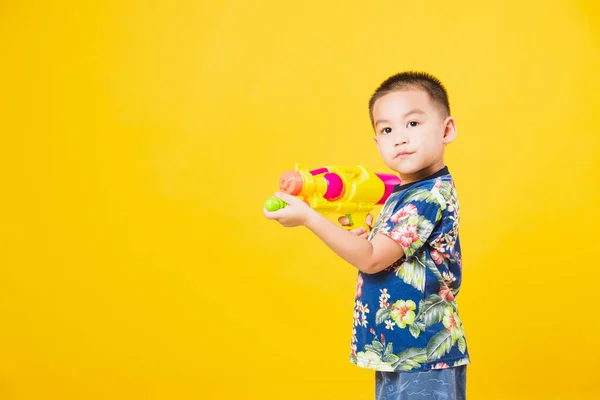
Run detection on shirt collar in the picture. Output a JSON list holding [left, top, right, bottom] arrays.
[[393, 166, 450, 192]]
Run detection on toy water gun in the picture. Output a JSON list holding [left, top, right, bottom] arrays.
[[264, 164, 401, 230]]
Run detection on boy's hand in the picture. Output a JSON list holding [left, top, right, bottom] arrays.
[[263, 192, 314, 227], [338, 214, 373, 238]]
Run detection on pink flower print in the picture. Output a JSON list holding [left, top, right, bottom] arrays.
[[445, 312, 458, 330], [380, 333, 385, 345], [391, 223, 420, 248], [439, 284, 455, 301], [442, 307, 464, 341], [390, 204, 418, 222], [431, 249, 449, 264], [433, 362, 449, 369], [355, 273, 363, 298], [390, 300, 416, 328]]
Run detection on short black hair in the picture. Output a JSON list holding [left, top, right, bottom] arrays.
[[368, 71, 451, 127]]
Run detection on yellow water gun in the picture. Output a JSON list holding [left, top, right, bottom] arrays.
[[264, 164, 401, 230]]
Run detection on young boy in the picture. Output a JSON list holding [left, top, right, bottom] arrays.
[[264, 71, 470, 399]]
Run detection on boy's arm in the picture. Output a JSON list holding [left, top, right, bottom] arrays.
[[305, 212, 404, 274], [264, 192, 404, 274]]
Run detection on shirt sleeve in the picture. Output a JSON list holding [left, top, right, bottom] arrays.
[[376, 187, 443, 259]]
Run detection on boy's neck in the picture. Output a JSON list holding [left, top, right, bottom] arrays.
[[399, 159, 446, 185], [395, 165, 449, 192]]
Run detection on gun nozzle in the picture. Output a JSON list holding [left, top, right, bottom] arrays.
[[279, 171, 303, 195]]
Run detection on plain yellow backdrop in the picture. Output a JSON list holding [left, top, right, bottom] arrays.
[[1, 0, 599, 399]]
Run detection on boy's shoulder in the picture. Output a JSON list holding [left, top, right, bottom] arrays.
[[370, 168, 459, 256], [390, 168, 457, 210]]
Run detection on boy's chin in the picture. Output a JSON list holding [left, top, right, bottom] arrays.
[[384, 160, 417, 175], [382, 161, 403, 174], [390, 165, 435, 181]]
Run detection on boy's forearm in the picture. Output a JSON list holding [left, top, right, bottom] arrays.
[[304, 211, 376, 273]]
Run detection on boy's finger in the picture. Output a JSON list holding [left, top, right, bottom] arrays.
[[263, 207, 281, 220], [274, 191, 302, 205], [350, 227, 366, 235], [366, 213, 374, 228], [338, 216, 351, 226]]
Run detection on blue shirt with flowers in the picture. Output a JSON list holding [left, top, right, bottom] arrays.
[[349, 167, 471, 372]]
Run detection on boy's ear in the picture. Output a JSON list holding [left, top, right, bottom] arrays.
[[442, 116, 457, 144]]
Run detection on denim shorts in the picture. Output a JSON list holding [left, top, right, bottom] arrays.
[[375, 365, 467, 400]]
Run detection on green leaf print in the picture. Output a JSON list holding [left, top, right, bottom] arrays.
[[413, 215, 436, 241], [409, 323, 421, 339], [375, 308, 392, 325], [383, 342, 393, 358], [453, 358, 469, 367], [426, 330, 454, 362], [438, 185, 453, 202], [364, 338, 385, 356], [416, 294, 455, 328], [381, 341, 401, 366], [396, 258, 426, 292], [373, 339, 384, 349], [407, 321, 425, 339], [406, 188, 444, 221], [382, 353, 400, 364], [391, 347, 428, 371], [403, 188, 437, 205], [415, 252, 444, 284], [458, 337, 466, 354]]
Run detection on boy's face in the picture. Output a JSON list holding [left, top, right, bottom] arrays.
[[372, 89, 456, 183]]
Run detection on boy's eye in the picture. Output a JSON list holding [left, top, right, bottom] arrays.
[[408, 121, 419, 127], [382, 127, 392, 134]]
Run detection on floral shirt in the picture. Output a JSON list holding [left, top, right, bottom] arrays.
[[349, 167, 471, 372]]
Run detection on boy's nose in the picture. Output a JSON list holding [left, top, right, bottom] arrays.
[[394, 134, 409, 145]]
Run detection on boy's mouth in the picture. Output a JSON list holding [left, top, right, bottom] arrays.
[[394, 151, 414, 158]]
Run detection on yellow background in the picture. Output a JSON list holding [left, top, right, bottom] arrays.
[[1, 0, 599, 399]]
